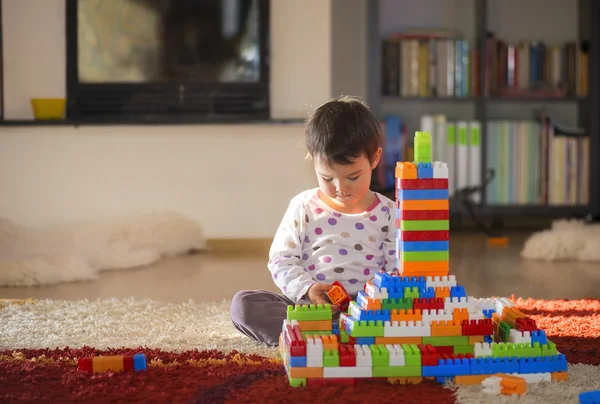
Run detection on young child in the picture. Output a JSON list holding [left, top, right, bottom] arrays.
[[230, 95, 397, 346]]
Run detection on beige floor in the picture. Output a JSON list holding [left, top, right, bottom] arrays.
[[1, 231, 599, 302]]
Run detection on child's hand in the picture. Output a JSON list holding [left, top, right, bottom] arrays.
[[307, 283, 339, 313]]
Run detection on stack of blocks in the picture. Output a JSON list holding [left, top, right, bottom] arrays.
[[279, 131, 568, 387]]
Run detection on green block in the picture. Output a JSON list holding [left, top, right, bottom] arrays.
[[498, 321, 511, 342], [340, 329, 349, 343], [382, 298, 414, 310], [422, 336, 469, 346], [491, 342, 542, 359], [541, 340, 558, 357], [400, 251, 450, 262], [414, 131, 432, 164], [454, 345, 474, 355], [288, 377, 306, 387], [370, 345, 389, 367], [348, 320, 385, 337], [301, 330, 331, 337], [403, 287, 420, 299], [287, 304, 332, 321], [402, 344, 422, 367], [400, 220, 449, 231], [323, 349, 339, 367], [373, 366, 422, 377]]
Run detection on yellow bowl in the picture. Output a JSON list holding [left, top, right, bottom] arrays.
[[30, 98, 66, 120]]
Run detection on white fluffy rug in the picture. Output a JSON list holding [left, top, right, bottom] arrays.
[[1, 297, 598, 404], [0, 211, 207, 287], [521, 219, 600, 261]]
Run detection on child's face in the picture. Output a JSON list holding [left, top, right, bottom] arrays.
[[314, 149, 381, 210]]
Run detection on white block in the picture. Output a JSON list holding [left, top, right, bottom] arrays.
[[495, 297, 514, 314], [386, 344, 405, 367], [509, 373, 551, 383], [482, 375, 502, 395], [323, 366, 372, 378], [354, 344, 372, 367], [307, 356, 323, 367], [474, 342, 492, 357], [384, 320, 431, 337], [422, 309, 453, 324], [444, 296, 476, 313], [468, 309, 486, 321], [365, 283, 388, 300], [509, 329, 532, 344], [425, 275, 457, 289], [473, 298, 497, 311], [306, 336, 323, 357], [432, 161, 449, 179]]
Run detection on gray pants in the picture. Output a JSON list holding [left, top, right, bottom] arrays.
[[230, 289, 311, 346]]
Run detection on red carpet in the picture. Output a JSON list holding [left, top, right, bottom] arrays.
[[1, 298, 598, 403]]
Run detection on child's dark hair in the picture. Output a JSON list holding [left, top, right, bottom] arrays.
[[305, 95, 382, 166]]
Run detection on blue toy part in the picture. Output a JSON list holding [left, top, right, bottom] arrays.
[[450, 285, 467, 298], [484, 335, 493, 343], [422, 358, 471, 377], [373, 272, 396, 289], [417, 162, 433, 179], [483, 309, 495, 318], [358, 309, 391, 323], [435, 376, 454, 384], [396, 276, 427, 290], [397, 189, 449, 200], [355, 337, 376, 345], [400, 241, 449, 252], [579, 390, 600, 404], [470, 357, 519, 375], [518, 354, 568, 374], [531, 330, 548, 346], [421, 287, 436, 299], [290, 355, 307, 367], [387, 287, 405, 299], [133, 353, 147, 371]]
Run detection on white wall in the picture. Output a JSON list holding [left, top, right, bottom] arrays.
[[0, 0, 345, 239]]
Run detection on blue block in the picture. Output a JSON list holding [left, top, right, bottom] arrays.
[[435, 376, 454, 384], [580, 390, 600, 404], [396, 276, 427, 290], [355, 337, 376, 345], [332, 322, 339, 335], [397, 189, 449, 200], [483, 309, 495, 318], [290, 356, 307, 367], [518, 354, 568, 374], [484, 335, 493, 343], [422, 358, 471, 377], [387, 287, 405, 299], [373, 272, 396, 289], [450, 285, 467, 298], [470, 357, 519, 375], [133, 353, 147, 371], [356, 291, 370, 308], [357, 309, 391, 323], [400, 241, 449, 252], [417, 162, 433, 179], [531, 330, 548, 345], [421, 287, 436, 299]]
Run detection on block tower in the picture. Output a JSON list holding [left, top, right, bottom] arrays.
[[279, 132, 568, 388]]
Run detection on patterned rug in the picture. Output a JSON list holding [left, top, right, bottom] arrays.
[[1, 297, 599, 403]]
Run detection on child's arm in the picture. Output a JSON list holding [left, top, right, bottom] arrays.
[[267, 196, 315, 303]]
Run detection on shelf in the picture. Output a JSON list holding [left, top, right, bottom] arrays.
[[0, 118, 305, 127], [382, 96, 476, 103], [465, 204, 591, 217], [485, 97, 587, 103]]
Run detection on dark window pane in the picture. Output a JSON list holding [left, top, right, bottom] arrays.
[[77, 0, 260, 83]]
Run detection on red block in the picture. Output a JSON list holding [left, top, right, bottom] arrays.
[[461, 319, 494, 336], [435, 346, 454, 355], [516, 317, 538, 332], [285, 324, 306, 356], [339, 344, 356, 367], [400, 231, 449, 241], [418, 344, 439, 366], [123, 355, 134, 372], [397, 178, 449, 190], [398, 210, 449, 221], [413, 298, 445, 311], [77, 357, 93, 373]]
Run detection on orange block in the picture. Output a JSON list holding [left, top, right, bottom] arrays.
[[454, 375, 492, 385], [496, 373, 527, 396], [289, 367, 323, 378], [395, 162, 417, 179], [359, 296, 381, 311], [297, 320, 332, 331], [453, 308, 469, 325], [375, 337, 422, 345], [400, 199, 449, 211], [502, 307, 526, 327], [551, 372, 569, 382], [401, 269, 449, 278], [402, 261, 449, 272], [435, 286, 450, 299], [391, 309, 422, 323], [431, 320, 462, 336], [327, 285, 349, 306], [319, 335, 338, 350], [469, 335, 485, 344], [388, 376, 423, 384]]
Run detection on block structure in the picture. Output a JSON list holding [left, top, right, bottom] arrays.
[[278, 132, 568, 387]]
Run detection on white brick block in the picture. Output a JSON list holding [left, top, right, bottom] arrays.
[[425, 275, 457, 289], [474, 342, 492, 357], [386, 344, 405, 367], [432, 161, 449, 179], [384, 320, 431, 337], [354, 344, 372, 367]]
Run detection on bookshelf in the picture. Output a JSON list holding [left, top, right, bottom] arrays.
[[366, 0, 600, 220]]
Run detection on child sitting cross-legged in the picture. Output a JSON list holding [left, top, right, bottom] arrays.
[[230, 95, 397, 346]]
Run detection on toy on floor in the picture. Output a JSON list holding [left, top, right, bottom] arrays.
[[482, 373, 527, 396], [77, 353, 147, 373], [278, 131, 569, 387]]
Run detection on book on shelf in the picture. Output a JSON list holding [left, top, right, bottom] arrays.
[[486, 117, 589, 206], [485, 32, 589, 98], [381, 30, 478, 98]]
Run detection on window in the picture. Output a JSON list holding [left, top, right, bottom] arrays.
[[66, 0, 270, 122]]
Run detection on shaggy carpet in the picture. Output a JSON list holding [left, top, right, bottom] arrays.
[[1, 298, 599, 403], [521, 219, 600, 261]]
